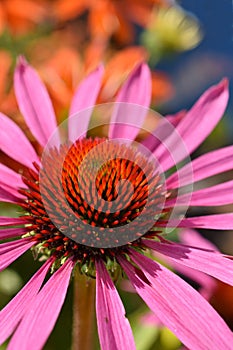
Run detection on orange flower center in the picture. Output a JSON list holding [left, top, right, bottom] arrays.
[[20, 137, 167, 265]]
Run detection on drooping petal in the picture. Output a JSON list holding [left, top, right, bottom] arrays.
[[8, 259, 74, 350], [0, 164, 25, 194], [0, 184, 23, 199], [166, 145, 233, 189], [157, 213, 233, 230], [0, 227, 27, 240], [166, 179, 233, 207], [0, 257, 53, 345], [176, 229, 218, 299], [154, 80, 229, 172], [0, 186, 22, 204], [144, 239, 233, 286], [0, 239, 32, 254], [96, 259, 136, 350], [0, 112, 39, 168], [14, 56, 60, 148], [178, 228, 219, 251], [166, 257, 216, 301], [119, 252, 233, 350], [109, 63, 151, 141], [0, 239, 34, 272], [151, 230, 217, 300], [69, 65, 104, 142], [0, 216, 27, 226]]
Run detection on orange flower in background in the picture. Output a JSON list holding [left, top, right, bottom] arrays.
[[0, 51, 17, 115], [36, 46, 173, 118], [0, 0, 174, 118], [0, 0, 172, 44], [37, 47, 83, 117], [53, 0, 172, 45], [0, 0, 47, 35], [100, 46, 149, 101], [99, 46, 173, 104], [150, 70, 173, 105]]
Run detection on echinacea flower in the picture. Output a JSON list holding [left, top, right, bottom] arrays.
[[1, 58, 233, 350]]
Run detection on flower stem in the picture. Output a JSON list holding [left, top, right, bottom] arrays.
[[72, 270, 96, 350]]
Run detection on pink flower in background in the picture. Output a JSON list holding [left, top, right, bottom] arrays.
[[1, 57, 233, 350]]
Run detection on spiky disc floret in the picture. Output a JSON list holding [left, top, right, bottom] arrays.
[[19, 137, 168, 276]]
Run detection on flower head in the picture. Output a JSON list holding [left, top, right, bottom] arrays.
[[1, 57, 233, 350]]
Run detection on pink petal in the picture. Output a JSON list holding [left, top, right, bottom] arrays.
[[158, 213, 233, 230], [155, 80, 229, 172], [178, 228, 219, 251], [8, 259, 74, 350], [14, 56, 60, 148], [0, 185, 23, 199], [140, 311, 162, 327], [0, 112, 39, 168], [144, 239, 233, 286], [152, 230, 217, 300], [166, 179, 233, 207], [96, 259, 136, 350], [0, 257, 53, 345], [167, 145, 233, 189], [119, 252, 233, 350], [0, 216, 27, 226], [0, 163, 23, 186], [0, 227, 27, 240], [109, 63, 151, 140], [0, 238, 31, 254], [0, 164, 25, 196], [0, 239, 34, 272], [176, 230, 219, 298], [167, 258, 216, 301], [69, 65, 104, 142], [0, 186, 22, 204], [179, 213, 233, 230], [141, 111, 185, 152]]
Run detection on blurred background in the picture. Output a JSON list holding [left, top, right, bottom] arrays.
[[0, 0, 233, 349]]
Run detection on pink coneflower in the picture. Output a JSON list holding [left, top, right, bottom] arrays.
[[1, 57, 233, 350]]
